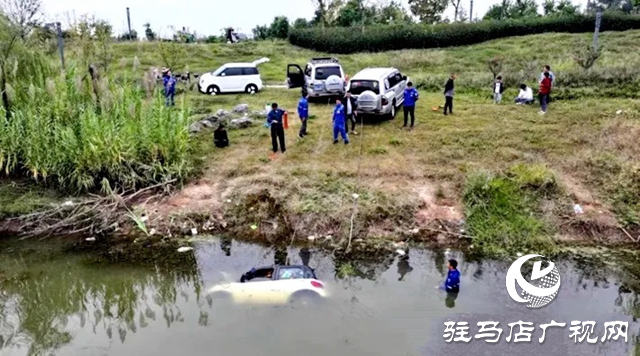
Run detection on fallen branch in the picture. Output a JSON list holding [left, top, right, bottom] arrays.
[[11, 179, 176, 238], [620, 227, 637, 243]]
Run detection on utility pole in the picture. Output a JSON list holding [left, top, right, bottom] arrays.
[[45, 22, 65, 70], [126, 7, 132, 40], [593, 9, 602, 50], [470, 0, 474, 22]]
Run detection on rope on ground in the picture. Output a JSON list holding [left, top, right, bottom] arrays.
[[346, 114, 366, 253]]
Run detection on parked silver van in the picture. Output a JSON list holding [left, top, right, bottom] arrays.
[[347, 68, 408, 119], [287, 57, 346, 98]]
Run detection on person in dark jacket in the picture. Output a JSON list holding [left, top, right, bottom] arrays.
[[403, 82, 419, 128], [298, 91, 309, 138], [267, 103, 286, 158], [444, 74, 455, 115], [342, 90, 359, 135], [213, 123, 229, 148], [163, 70, 176, 106], [444, 259, 460, 293]]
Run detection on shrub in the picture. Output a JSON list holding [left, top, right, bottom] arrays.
[[0, 65, 194, 194], [289, 14, 640, 53]]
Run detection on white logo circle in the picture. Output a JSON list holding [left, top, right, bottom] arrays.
[[505, 254, 561, 308]]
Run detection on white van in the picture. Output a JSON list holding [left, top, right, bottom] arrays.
[[198, 58, 268, 95]]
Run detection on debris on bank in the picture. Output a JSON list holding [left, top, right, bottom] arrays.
[[189, 103, 266, 134]]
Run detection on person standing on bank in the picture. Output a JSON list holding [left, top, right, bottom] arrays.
[[298, 91, 309, 138], [539, 72, 552, 115], [444, 74, 455, 115], [403, 82, 419, 129], [267, 103, 286, 158], [163, 69, 176, 106], [342, 90, 358, 135], [332, 98, 349, 145]]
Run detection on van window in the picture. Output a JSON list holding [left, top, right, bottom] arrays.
[[221, 67, 242, 76], [242, 67, 259, 75], [349, 80, 380, 95], [387, 74, 398, 88], [242, 267, 274, 282], [278, 267, 305, 280], [315, 66, 342, 80]]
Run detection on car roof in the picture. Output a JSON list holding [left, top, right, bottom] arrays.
[[253, 265, 308, 270], [351, 67, 397, 81], [312, 62, 342, 68], [222, 63, 257, 68]]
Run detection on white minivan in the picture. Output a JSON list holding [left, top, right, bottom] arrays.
[[198, 58, 268, 95]]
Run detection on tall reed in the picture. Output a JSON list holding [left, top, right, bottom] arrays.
[[0, 64, 193, 194]]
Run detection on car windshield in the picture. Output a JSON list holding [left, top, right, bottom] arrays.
[[212, 66, 225, 75], [314, 66, 341, 80], [278, 267, 306, 280], [349, 80, 380, 95]]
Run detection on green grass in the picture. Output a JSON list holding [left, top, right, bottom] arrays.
[[111, 30, 640, 99], [0, 181, 62, 218]]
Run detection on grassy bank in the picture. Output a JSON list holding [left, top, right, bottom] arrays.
[[2, 31, 639, 257], [111, 30, 640, 99], [133, 86, 639, 256]]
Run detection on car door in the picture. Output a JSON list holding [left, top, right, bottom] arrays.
[[234, 267, 279, 304], [287, 64, 305, 88], [218, 67, 242, 92], [395, 72, 407, 104], [270, 266, 309, 303]]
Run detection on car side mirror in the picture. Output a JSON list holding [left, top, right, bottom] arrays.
[[221, 73, 226, 77], [402, 76, 407, 81]]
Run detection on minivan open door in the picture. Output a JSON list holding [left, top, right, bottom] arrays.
[[287, 64, 305, 88]]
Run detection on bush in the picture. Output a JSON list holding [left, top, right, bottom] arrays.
[[289, 14, 640, 53], [0, 65, 194, 194]]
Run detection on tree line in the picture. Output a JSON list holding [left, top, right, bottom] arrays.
[[252, 0, 640, 40]]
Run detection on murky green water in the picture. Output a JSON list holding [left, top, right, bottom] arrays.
[[1, 237, 639, 356]]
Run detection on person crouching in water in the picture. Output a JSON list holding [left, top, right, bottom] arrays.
[[213, 123, 229, 148], [332, 98, 349, 145], [298, 91, 309, 138], [267, 103, 286, 159]]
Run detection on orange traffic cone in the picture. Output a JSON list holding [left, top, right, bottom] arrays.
[[283, 111, 289, 129]]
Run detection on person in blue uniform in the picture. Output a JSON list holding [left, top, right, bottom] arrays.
[[444, 259, 460, 293], [267, 103, 286, 157], [403, 82, 419, 128], [163, 69, 176, 106], [298, 91, 309, 138], [332, 98, 349, 145]]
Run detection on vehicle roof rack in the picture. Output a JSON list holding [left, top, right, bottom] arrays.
[[310, 57, 339, 64]]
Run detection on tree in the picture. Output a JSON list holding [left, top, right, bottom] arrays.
[[252, 25, 268, 40], [292, 18, 310, 29], [144, 23, 156, 41], [376, 1, 413, 24], [543, 0, 581, 16], [267, 16, 290, 39], [311, 0, 343, 27], [0, 0, 42, 40], [408, 0, 448, 24], [457, 5, 469, 21], [335, 0, 377, 27], [117, 29, 137, 41], [450, 0, 462, 21], [484, 0, 539, 20]]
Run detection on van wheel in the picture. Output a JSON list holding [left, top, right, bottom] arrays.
[[207, 85, 220, 95], [245, 84, 258, 94]]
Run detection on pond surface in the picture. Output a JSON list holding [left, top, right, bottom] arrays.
[[0, 237, 639, 356]]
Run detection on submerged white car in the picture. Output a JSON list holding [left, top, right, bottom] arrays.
[[198, 58, 269, 95], [208, 265, 328, 306]]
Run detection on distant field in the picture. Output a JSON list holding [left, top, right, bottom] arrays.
[[111, 30, 640, 98]]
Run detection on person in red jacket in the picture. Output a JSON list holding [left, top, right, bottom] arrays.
[[539, 72, 552, 115]]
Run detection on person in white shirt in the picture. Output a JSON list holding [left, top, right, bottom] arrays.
[[515, 84, 534, 105]]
